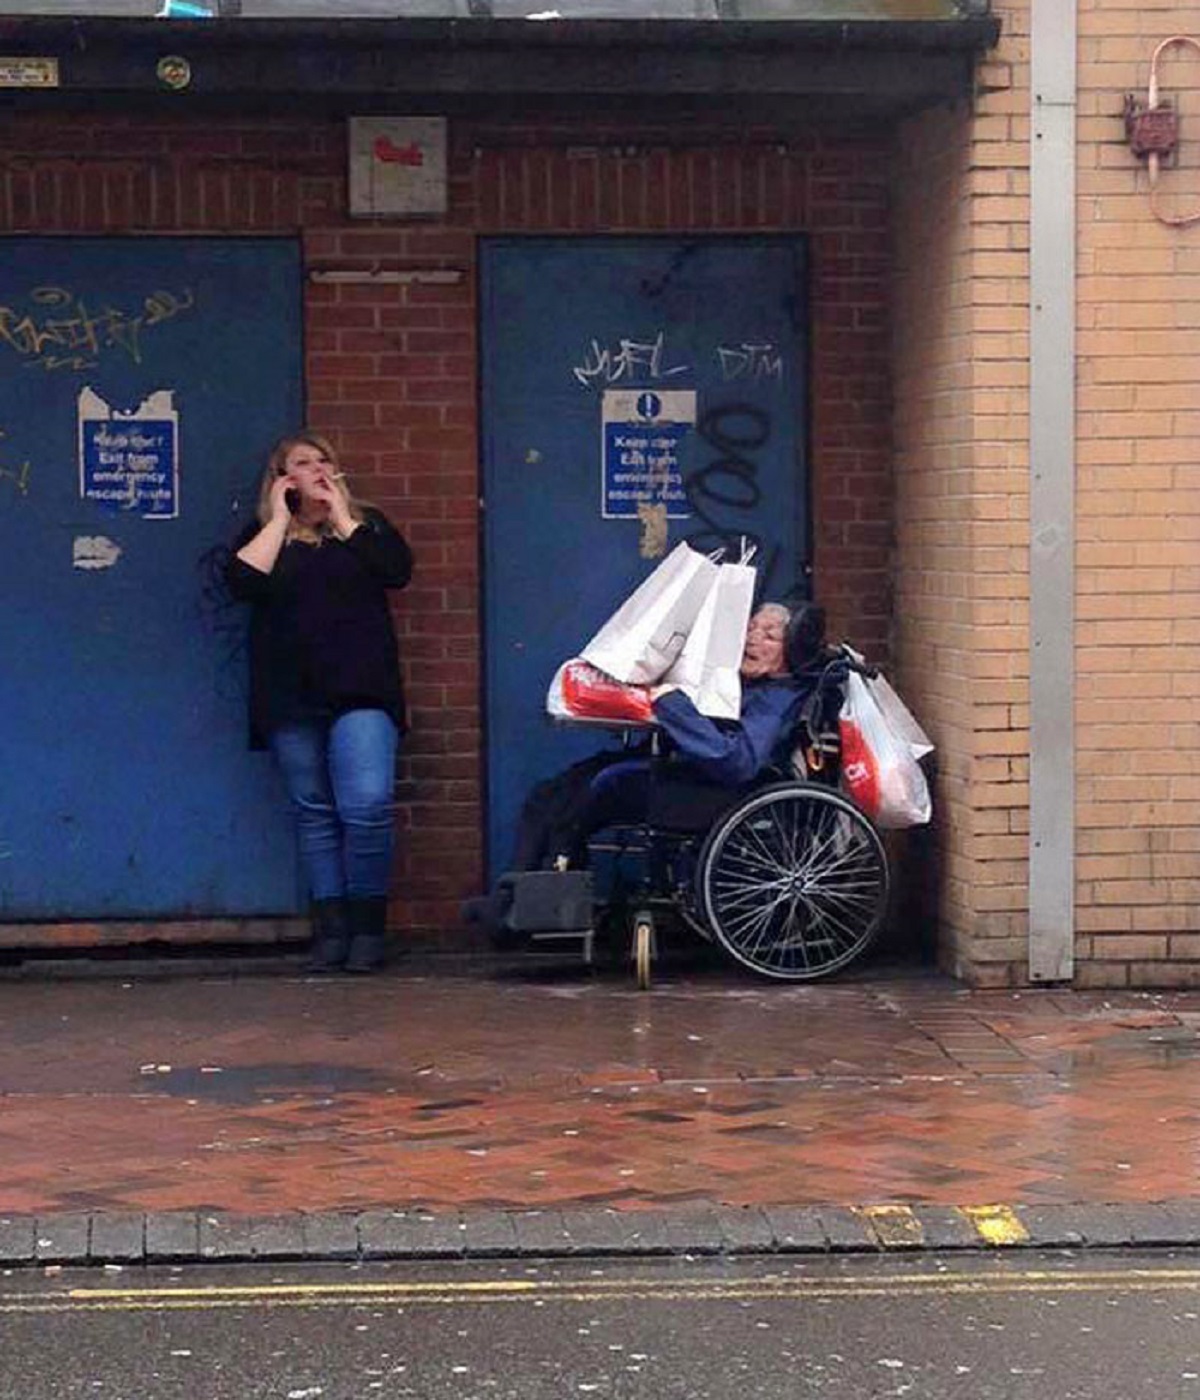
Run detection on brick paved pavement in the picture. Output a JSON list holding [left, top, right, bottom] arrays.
[[3, 965, 1200, 1262]]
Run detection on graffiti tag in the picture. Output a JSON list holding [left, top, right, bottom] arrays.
[[573, 330, 690, 388], [0, 430, 31, 496], [684, 403, 780, 594], [196, 542, 250, 702], [717, 342, 784, 383], [0, 286, 195, 371]]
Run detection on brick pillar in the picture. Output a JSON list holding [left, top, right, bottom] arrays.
[[892, 3, 1033, 985], [896, 0, 1200, 988]]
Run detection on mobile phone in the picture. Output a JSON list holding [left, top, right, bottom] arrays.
[[285, 487, 302, 514]]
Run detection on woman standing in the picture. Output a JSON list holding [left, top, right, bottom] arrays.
[[225, 431, 413, 973]]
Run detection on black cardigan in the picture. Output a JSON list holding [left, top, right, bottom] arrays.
[[225, 508, 413, 747]]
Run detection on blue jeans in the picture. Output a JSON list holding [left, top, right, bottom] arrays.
[[270, 709, 399, 901]]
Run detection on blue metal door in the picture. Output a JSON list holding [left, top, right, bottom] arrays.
[[480, 236, 809, 876], [0, 237, 304, 918]]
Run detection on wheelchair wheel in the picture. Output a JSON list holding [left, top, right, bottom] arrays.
[[633, 913, 654, 991], [696, 782, 888, 981]]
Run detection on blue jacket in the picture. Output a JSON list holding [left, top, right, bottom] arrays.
[[651, 678, 805, 787]]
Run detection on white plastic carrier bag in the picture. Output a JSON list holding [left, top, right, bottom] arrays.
[[866, 671, 934, 761]]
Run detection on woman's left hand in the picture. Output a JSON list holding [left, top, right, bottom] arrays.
[[311, 474, 357, 538]]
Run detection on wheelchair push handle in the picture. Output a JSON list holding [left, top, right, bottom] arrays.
[[789, 643, 876, 781], [830, 643, 879, 681]]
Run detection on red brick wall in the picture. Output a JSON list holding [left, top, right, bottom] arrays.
[[0, 111, 892, 936]]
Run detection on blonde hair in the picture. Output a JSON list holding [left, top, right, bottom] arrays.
[[256, 430, 367, 543]]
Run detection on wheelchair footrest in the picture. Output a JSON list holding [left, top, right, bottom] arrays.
[[498, 870, 594, 934]]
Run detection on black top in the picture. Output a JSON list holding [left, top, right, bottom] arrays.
[[225, 508, 413, 747]]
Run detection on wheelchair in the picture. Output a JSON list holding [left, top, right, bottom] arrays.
[[499, 647, 891, 988]]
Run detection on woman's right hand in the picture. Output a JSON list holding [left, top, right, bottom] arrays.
[[267, 473, 295, 525]]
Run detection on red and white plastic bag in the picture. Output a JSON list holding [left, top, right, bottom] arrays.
[[547, 659, 654, 726], [838, 671, 933, 828]]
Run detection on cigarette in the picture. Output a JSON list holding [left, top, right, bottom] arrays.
[[329, 472, 346, 481]]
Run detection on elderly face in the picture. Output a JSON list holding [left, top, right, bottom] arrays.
[[740, 606, 790, 679]]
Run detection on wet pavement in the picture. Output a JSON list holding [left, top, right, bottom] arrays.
[[2, 964, 1200, 1220]]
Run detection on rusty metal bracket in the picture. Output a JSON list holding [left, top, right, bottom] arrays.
[[1123, 94, 1178, 159]]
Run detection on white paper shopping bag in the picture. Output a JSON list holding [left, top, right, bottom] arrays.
[[580, 542, 718, 685], [662, 558, 757, 719]]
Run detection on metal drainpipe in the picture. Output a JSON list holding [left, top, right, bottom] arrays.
[[1028, 0, 1076, 982]]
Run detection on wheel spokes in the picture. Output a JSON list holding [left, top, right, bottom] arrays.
[[706, 793, 886, 975]]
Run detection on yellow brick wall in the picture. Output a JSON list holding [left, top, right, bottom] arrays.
[[1075, 2, 1200, 986], [895, 0, 1200, 987], [891, 100, 983, 974], [892, 1, 1033, 985]]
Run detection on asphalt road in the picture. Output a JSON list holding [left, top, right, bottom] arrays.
[[3, 1250, 1200, 1398]]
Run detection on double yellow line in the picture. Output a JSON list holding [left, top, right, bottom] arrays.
[[2, 1266, 1200, 1315]]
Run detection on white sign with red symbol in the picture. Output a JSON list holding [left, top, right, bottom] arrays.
[[348, 117, 448, 218]]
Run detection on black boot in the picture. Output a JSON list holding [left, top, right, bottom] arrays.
[[344, 895, 389, 974], [308, 898, 349, 973]]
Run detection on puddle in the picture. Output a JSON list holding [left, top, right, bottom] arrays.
[[146, 1062, 396, 1103]]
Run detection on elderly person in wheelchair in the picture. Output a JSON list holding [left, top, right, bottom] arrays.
[[464, 600, 891, 982]]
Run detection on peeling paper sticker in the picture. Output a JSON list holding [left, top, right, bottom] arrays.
[[636, 501, 668, 559], [72, 535, 122, 570], [78, 386, 179, 519]]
